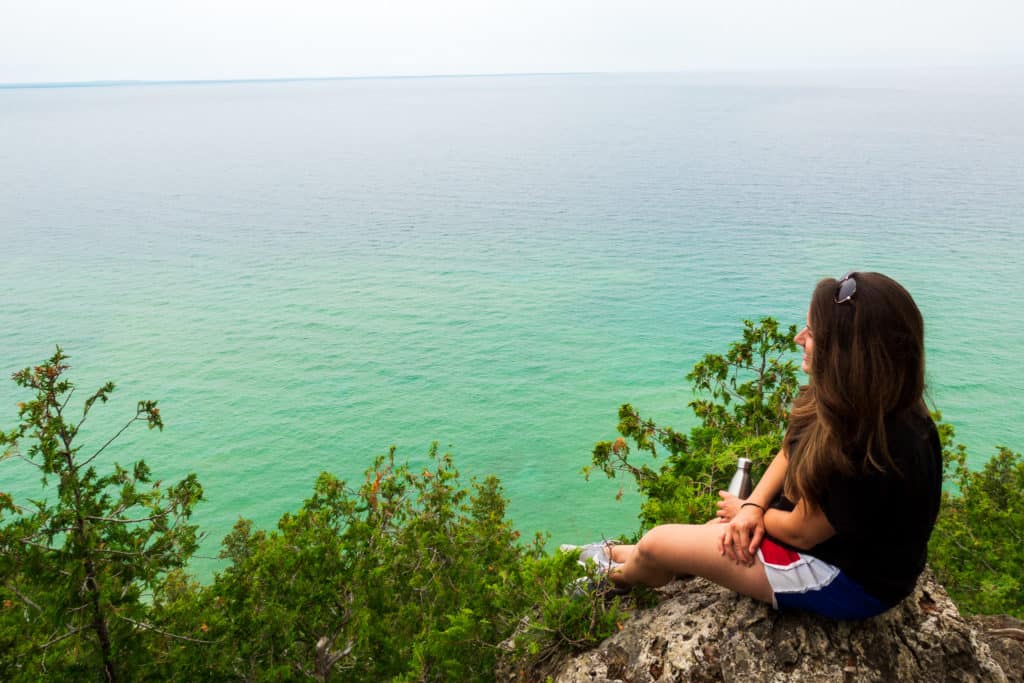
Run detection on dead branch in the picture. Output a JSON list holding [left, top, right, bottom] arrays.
[[117, 615, 219, 644]]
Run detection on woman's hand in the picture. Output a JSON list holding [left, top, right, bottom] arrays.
[[716, 490, 743, 522], [717, 502, 766, 566]]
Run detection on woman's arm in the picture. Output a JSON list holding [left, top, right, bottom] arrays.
[[718, 448, 837, 562], [717, 447, 788, 521], [747, 447, 789, 508], [763, 499, 836, 550], [717, 448, 789, 564]]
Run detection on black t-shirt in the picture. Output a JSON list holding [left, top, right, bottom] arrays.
[[773, 411, 943, 606]]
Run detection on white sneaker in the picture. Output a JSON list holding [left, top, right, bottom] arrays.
[[560, 541, 623, 573]]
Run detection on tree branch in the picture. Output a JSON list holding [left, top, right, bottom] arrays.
[[4, 449, 43, 469], [76, 414, 144, 471], [117, 615, 219, 644], [4, 582, 43, 612], [19, 537, 62, 552], [315, 635, 355, 678], [59, 387, 76, 414], [38, 626, 87, 650], [86, 507, 171, 524], [90, 547, 152, 557]]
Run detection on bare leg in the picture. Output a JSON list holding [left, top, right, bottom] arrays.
[[610, 543, 697, 582], [608, 544, 635, 563], [607, 524, 773, 603], [606, 519, 726, 564]]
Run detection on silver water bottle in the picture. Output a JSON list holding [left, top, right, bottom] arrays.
[[727, 457, 752, 499]]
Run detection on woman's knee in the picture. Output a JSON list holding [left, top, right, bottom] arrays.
[[634, 524, 684, 564], [634, 527, 661, 563]]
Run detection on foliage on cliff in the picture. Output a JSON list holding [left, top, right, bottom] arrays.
[[0, 350, 618, 681], [0, 348, 202, 681], [1, 322, 1021, 681], [587, 317, 799, 528], [149, 448, 616, 682], [928, 424, 1024, 618]]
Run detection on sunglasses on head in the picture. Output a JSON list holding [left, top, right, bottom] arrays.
[[834, 272, 857, 304]]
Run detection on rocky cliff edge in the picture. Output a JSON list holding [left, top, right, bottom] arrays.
[[501, 569, 1023, 682]]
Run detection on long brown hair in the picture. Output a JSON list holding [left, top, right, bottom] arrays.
[[783, 272, 927, 509]]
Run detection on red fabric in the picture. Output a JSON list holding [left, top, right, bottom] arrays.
[[760, 538, 801, 566]]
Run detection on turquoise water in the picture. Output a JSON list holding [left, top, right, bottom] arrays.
[[2, 71, 1022, 578]]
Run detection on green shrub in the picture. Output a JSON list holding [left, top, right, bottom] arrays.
[[4, 324, 1020, 682], [0, 349, 631, 682], [0, 348, 202, 682], [153, 446, 622, 682], [587, 317, 799, 528], [928, 418, 1024, 618]]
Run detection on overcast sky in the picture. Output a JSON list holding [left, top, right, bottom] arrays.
[[2, 0, 1022, 84]]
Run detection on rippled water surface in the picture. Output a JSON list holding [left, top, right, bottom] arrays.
[[2, 70, 1022, 577]]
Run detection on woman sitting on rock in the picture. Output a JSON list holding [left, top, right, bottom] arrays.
[[579, 272, 943, 619]]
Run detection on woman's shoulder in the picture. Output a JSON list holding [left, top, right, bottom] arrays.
[[883, 409, 942, 471], [885, 408, 938, 442]]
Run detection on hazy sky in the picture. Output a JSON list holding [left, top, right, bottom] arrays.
[[2, 0, 1022, 83]]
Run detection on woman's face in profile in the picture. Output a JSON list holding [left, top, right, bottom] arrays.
[[794, 309, 814, 374]]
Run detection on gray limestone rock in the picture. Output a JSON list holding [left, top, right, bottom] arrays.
[[967, 615, 1024, 683], [531, 569, 1010, 682]]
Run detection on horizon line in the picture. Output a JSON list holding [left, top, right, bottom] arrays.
[[0, 71, 602, 90], [3, 64, 1022, 91]]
